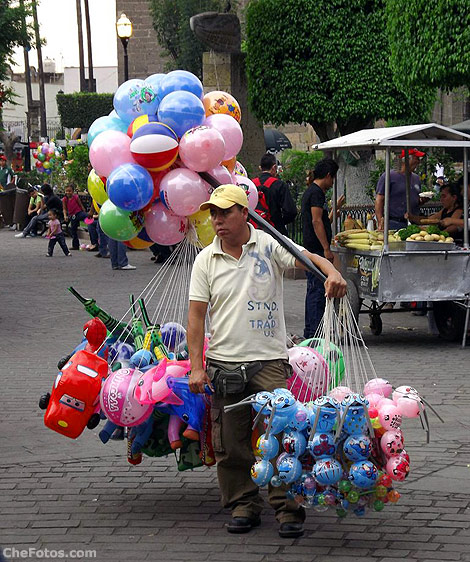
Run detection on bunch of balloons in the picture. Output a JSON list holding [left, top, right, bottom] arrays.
[[33, 141, 63, 176], [242, 374, 424, 517], [86, 69, 258, 249]]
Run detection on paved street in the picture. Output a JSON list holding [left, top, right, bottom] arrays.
[[1, 227, 470, 562]]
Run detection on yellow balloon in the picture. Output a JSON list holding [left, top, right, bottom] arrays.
[[88, 169, 108, 205], [188, 209, 216, 248], [92, 199, 101, 213]]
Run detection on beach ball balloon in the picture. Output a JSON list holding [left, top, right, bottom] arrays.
[[179, 126, 226, 172], [87, 169, 108, 205], [158, 70, 203, 100], [100, 368, 153, 427], [130, 122, 179, 171], [107, 163, 154, 211], [157, 90, 205, 138], [88, 114, 128, 147], [127, 114, 160, 138], [203, 90, 241, 122]]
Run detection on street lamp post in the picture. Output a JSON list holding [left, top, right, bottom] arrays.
[[116, 13, 133, 82]]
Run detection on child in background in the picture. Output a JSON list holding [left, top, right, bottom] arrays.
[[62, 184, 98, 251], [45, 209, 71, 257]]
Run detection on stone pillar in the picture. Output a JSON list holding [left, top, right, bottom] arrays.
[[202, 51, 265, 176]]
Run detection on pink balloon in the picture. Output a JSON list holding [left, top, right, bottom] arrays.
[[329, 386, 352, 402], [392, 385, 420, 403], [234, 160, 248, 177], [205, 165, 232, 188], [386, 455, 410, 481], [178, 126, 225, 172], [159, 168, 210, 216], [378, 402, 402, 430], [396, 395, 422, 418], [144, 200, 188, 246], [89, 130, 136, 178], [204, 113, 243, 160], [380, 429, 404, 457], [365, 393, 383, 409], [363, 378, 392, 397], [287, 346, 329, 402], [234, 176, 259, 210]]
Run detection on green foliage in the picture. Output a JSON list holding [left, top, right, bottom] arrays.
[[366, 158, 386, 200], [279, 149, 323, 202], [56, 93, 114, 130], [0, 0, 30, 83], [65, 143, 89, 190], [245, 0, 436, 141], [16, 168, 44, 190], [386, 0, 470, 90], [148, 0, 222, 78]]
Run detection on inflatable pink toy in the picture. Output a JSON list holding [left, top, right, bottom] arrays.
[[363, 378, 393, 397], [329, 386, 352, 402], [100, 368, 153, 427], [287, 346, 329, 402], [135, 358, 191, 405]]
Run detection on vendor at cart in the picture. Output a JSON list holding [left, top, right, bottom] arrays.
[[440, 174, 470, 238], [406, 183, 463, 238], [375, 148, 425, 231]]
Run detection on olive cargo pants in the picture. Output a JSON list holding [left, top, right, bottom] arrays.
[[210, 359, 306, 523]]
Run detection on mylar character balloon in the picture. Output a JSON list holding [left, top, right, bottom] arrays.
[[99, 199, 144, 241], [343, 434, 372, 461], [157, 91, 205, 138], [114, 79, 160, 125], [107, 163, 154, 212], [251, 459, 274, 487], [348, 460, 379, 489], [313, 458, 343, 486]]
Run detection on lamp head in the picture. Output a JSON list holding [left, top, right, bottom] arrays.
[[116, 13, 133, 40]]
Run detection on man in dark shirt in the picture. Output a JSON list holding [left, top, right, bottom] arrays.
[[15, 183, 63, 238], [301, 158, 339, 337], [252, 153, 297, 235]]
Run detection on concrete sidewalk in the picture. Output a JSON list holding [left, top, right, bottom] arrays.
[[1, 228, 469, 562]]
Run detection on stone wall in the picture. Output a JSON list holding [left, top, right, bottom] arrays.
[[116, 0, 166, 84]]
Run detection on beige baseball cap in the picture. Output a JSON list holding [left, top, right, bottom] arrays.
[[199, 184, 248, 211]]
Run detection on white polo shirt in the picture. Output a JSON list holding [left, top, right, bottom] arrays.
[[189, 224, 304, 362]]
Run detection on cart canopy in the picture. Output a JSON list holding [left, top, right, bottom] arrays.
[[313, 123, 470, 151]]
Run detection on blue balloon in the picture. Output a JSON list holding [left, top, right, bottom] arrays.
[[107, 163, 154, 211], [88, 115, 128, 147], [146, 73, 166, 97], [161, 322, 187, 352], [158, 70, 203, 101], [113, 79, 159, 125], [129, 349, 154, 369], [157, 91, 205, 138]]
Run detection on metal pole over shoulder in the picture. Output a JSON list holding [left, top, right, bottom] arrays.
[[198, 171, 327, 283]]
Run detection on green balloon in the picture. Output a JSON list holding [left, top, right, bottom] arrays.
[[99, 199, 144, 241], [298, 337, 345, 387], [37, 152, 46, 162]]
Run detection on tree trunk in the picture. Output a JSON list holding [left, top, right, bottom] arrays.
[[83, 0, 94, 92], [76, 0, 86, 92], [0, 130, 21, 166], [336, 150, 375, 206], [31, 0, 47, 138]]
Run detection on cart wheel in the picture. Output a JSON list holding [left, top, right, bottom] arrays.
[[369, 314, 383, 336], [38, 392, 50, 410], [87, 413, 101, 430], [433, 301, 465, 342]]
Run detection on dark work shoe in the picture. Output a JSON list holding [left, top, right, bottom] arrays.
[[227, 516, 261, 534], [279, 522, 304, 538]]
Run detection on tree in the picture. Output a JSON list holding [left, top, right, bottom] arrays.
[[386, 0, 470, 90], [148, 0, 222, 78], [245, 0, 435, 142]]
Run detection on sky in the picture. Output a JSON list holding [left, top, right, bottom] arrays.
[[13, 0, 118, 72]]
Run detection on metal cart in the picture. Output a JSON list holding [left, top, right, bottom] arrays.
[[313, 123, 470, 345]]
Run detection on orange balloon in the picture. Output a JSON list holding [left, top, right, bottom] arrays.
[[203, 91, 241, 123], [222, 156, 237, 173], [124, 236, 154, 250]]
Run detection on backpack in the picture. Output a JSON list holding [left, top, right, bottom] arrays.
[[251, 176, 277, 227]]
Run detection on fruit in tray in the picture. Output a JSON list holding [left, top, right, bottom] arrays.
[[334, 229, 395, 251], [396, 225, 453, 243]]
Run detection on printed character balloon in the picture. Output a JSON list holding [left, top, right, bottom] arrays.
[[203, 90, 241, 122], [310, 395, 340, 433], [255, 433, 279, 459], [286, 402, 310, 431], [282, 430, 307, 457], [287, 346, 329, 402], [277, 455, 302, 484], [313, 458, 343, 486], [250, 459, 274, 487], [378, 402, 402, 431], [100, 368, 153, 427], [343, 434, 372, 461], [308, 432, 336, 459], [341, 394, 370, 435], [380, 429, 404, 457], [113, 79, 160, 125], [386, 455, 410, 481], [348, 460, 379, 489]]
